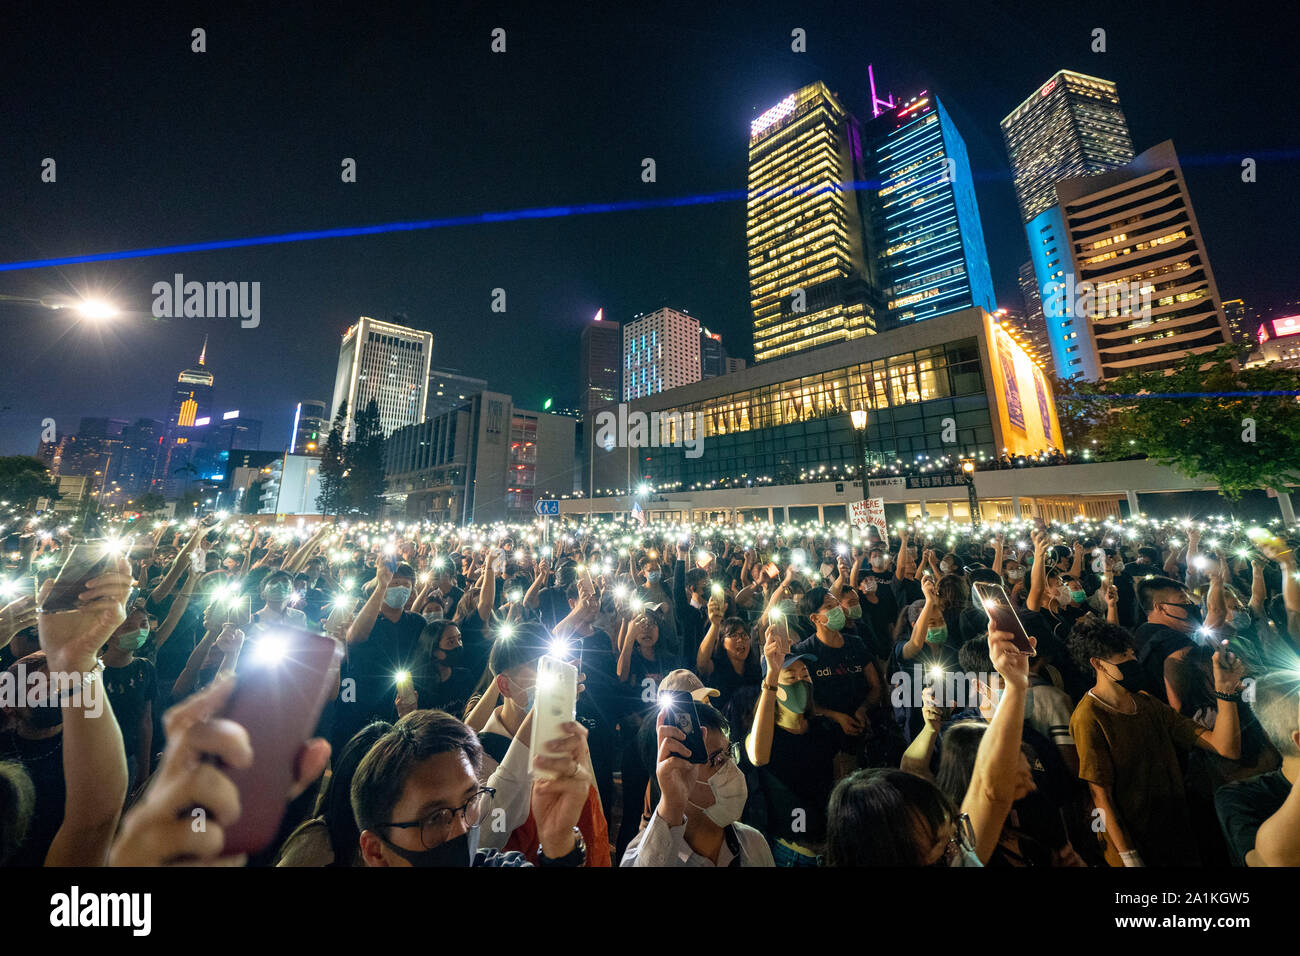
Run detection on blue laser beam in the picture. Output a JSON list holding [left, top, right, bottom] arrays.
[[1083, 391, 1300, 399]]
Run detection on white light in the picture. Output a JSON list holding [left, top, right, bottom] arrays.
[[253, 634, 288, 666]]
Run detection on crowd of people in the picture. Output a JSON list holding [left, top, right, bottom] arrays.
[[2, 508, 1299, 868]]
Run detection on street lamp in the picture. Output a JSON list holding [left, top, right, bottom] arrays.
[[850, 409, 868, 485], [960, 457, 979, 530]]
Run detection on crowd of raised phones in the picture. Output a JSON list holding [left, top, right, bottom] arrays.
[[2, 512, 1300, 868]]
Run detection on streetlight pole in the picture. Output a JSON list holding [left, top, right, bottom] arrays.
[[961, 457, 979, 531], [850, 409, 868, 489]]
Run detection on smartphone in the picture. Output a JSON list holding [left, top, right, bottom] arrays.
[[219, 627, 341, 856], [227, 594, 252, 627], [530, 655, 578, 779], [38, 541, 115, 614], [659, 690, 707, 764], [764, 562, 779, 578], [973, 582, 1035, 656]]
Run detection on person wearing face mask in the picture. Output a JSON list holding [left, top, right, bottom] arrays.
[[338, 560, 427, 750], [894, 575, 961, 740], [1132, 577, 1205, 705], [795, 587, 878, 778], [474, 628, 612, 866], [1067, 616, 1244, 867], [102, 608, 158, 796], [251, 571, 310, 631], [828, 624, 1035, 866], [854, 547, 900, 655], [622, 703, 773, 866], [635, 554, 678, 648], [352, 709, 593, 868], [410, 620, 475, 719], [746, 623, 838, 866]]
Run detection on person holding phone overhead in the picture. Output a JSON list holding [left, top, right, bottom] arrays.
[[622, 702, 773, 866], [746, 620, 837, 867]]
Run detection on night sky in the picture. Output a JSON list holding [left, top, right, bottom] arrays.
[[1, 0, 1295, 456]]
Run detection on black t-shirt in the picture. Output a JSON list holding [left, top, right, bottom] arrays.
[[1136, 625, 1193, 704], [757, 718, 839, 845], [0, 729, 65, 867], [622, 650, 681, 721], [859, 577, 899, 656], [103, 658, 157, 758], [343, 610, 426, 726], [1215, 769, 1292, 866], [577, 627, 619, 724], [794, 632, 870, 716], [706, 651, 761, 713]]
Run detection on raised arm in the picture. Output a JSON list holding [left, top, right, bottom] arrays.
[[746, 625, 789, 768], [1026, 530, 1049, 613], [346, 559, 393, 645], [960, 628, 1030, 863], [41, 558, 132, 866]]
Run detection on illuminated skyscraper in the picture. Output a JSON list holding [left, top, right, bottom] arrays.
[[862, 93, 996, 325], [623, 307, 701, 400], [748, 82, 876, 363], [330, 316, 433, 439], [1000, 70, 1135, 226], [579, 308, 620, 496], [1030, 141, 1232, 380], [157, 337, 215, 499]]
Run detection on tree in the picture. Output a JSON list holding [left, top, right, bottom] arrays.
[[243, 479, 265, 515], [348, 398, 387, 517], [133, 491, 166, 515], [1045, 371, 1108, 453], [1090, 345, 1300, 500], [0, 456, 60, 508], [316, 400, 348, 515]]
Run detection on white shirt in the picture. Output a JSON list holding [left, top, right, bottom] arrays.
[[620, 812, 774, 867]]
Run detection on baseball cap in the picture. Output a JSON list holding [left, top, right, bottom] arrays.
[[659, 668, 719, 703], [761, 651, 817, 678]]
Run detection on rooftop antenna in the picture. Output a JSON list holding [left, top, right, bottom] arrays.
[[868, 64, 895, 117]]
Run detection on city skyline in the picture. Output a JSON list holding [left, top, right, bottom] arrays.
[[2, 2, 1295, 457]]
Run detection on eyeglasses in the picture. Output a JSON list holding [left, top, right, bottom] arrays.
[[933, 812, 976, 867], [380, 787, 496, 849], [706, 743, 739, 770]]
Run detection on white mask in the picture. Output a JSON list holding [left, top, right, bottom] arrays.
[[690, 758, 747, 827]]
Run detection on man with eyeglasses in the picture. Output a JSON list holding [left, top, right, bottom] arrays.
[[621, 702, 773, 866], [351, 709, 592, 867]]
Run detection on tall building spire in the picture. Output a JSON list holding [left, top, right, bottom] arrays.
[[198, 334, 208, 366]]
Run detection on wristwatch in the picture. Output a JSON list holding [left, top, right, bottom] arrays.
[[537, 827, 586, 867]]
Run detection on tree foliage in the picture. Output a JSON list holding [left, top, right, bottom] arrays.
[[315, 399, 387, 517], [0, 456, 60, 508], [1090, 346, 1300, 499]]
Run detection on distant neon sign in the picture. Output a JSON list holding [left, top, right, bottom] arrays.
[[223, 410, 239, 419], [1271, 314, 1300, 338], [751, 94, 797, 135], [1040, 78, 1057, 97]]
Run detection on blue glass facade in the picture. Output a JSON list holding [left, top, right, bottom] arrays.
[[1027, 206, 1098, 380], [866, 96, 996, 328]]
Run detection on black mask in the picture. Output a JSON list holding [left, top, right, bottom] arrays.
[[439, 646, 465, 668], [382, 825, 479, 867], [1163, 603, 1203, 630], [1108, 659, 1147, 693]]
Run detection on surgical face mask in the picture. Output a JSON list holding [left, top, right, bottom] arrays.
[[778, 680, 810, 715], [383, 824, 479, 867], [264, 582, 291, 602], [925, 625, 948, 645], [384, 586, 412, 609], [845, 604, 862, 620], [1105, 659, 1146, 693], [507, 676, 535, 711], [690, 759, 747, 827], [116, 628, 149, 652], [940, 560, 954, 574], [870, 557, 890, 570], [1068, 589, 1086, 604], [822, 607, 846, 632], [1006, 569, 1024, 582], [645, 570, 661, 584], [1091, 557, 1106, 574], [423, 607, 444, 623]]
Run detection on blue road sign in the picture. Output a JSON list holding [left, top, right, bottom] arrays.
[[534, 499, 560, 516]]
